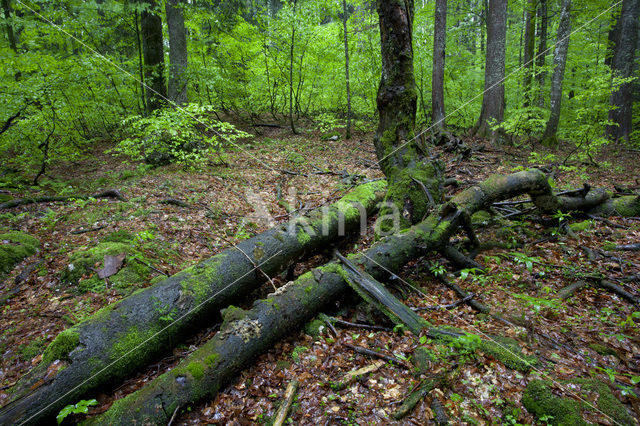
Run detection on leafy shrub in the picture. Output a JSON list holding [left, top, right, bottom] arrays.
[[111, 104, 251, 167]]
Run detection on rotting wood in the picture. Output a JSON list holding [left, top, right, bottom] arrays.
[[393, 372, 446, 420], [344, 343, 411, 369], [330, 361, 384, 391], [335, 250, 427, 335], [273, 379, 299, 426], [0, 189, 127, 209]]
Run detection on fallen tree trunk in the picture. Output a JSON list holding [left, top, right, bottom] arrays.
[[0, 189, 127, 209], [0, 181, 386, 425], [89, 168, 613, 425]]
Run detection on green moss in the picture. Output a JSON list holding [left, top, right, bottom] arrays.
[[111, 326, 157, 361], [179, 255, 226, 304], [575, 379, 636, 426], [471, 210, 492, 224], [42, 328, 80, 364], [0, 231, 39, 276], [479, 336, 538, 372], [612, 195, 640, 217], [61, 241, 151, 293], [102, 230, 134, 243], [187, 361, 204, 379], [296, 228, 311, 245], [522, 380, 588, 425], [19, 337, 47, 362], [204, 354, 220, 367], [569, 220, 593, 233], [221, 305, 246, 325], [588, 343, 617, 357], [304, 319, 325, 337], [291, 345, 309, 363]]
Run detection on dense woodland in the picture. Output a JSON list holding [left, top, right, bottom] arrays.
[[0, 0, 639, 425]]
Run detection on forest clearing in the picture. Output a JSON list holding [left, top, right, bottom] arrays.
[[0, 0, 639, 424]]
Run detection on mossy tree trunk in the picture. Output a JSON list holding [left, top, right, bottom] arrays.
[[374, 0, 444, 232], [89, 169, 640, 425], [0, 182, 386, 426]]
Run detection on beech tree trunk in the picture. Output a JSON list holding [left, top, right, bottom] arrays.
[[343, 0, 352, 139], [141, 0, 166, 113], [88, 169, 640, 425], [431, 0, 447, 129], [535, 0, 548, 107], [1, 0, 17, 52], [166, 0, 188, 106], [0, 182, 386, 425], [472, 0, 508, 138], [522, 0, 536, 106], [541, 0, 571, 145], [374, 0, 444, 232], [607, 0, 640, 142]]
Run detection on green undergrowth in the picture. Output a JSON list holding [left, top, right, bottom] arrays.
[[0, 231, 40, 279]]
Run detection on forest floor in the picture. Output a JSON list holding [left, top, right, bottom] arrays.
[[0, 123, 639, 425]]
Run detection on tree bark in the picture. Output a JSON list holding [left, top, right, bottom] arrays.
[[522, 0, 537, 107], [166, 0, 188, 106], [141, 0, 166, 113], [0, 182, 386, 425], [374, 0, 444, 232], [343, 0, 352, 140], [431, 0, 447, 129], [1, 0, 17, 52], [88, 169, 640, 425], [535, 0, 548, 107], [541, 0, 571, 145], [289, 0, 298, 134], [472, 0, 508, 138], [607, 0, 640, 142]]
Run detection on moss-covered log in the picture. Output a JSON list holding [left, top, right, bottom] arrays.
[[0, 181, 386, 426], [89, 169, 573, 425]]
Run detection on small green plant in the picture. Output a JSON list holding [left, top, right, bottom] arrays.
[[314, 112, 344, 133], [111, 104, 250, 167], [429, 261, 447, 277], [56, 399, 98, 424], [513, 293, 560, 314]]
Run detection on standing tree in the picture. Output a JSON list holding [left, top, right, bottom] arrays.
[[471, 0, 508, 138], [288, 0, 298, 134], [431, 0, 447, 130], [535, 0, 548, 107], [607, 0, 640, 142], [166, 0, 188, 106], [541, 0, 571, 145], [342, 0, 352, 139], [141, 0, 166, 113], [374, 0, 443, 232], [1, 0, 18, 53], [522, 0, 536, 106]]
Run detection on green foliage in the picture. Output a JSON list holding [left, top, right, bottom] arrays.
[[56, 399, 97, 424], [111, 104, 250, 167]]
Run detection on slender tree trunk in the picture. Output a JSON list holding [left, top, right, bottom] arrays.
[[1, 0, 17, 52], [134, 9, 147, 114], [607, 0, 640, 142], [141, 0, 166, 113], [289, 0, 298, 134], [535, 0, 548, 107], [523, 0, 537, 107], [166, 0, 188, 106], [343, 0, 352, 139], [541, 0, 571, 145], [431, 0, 447, 129], [471, 0, 508, 139]]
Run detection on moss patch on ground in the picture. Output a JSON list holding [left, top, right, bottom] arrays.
[[0, 231, 39, 279], [522, 379, 635, 425], [60, 237, 151, 293]]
